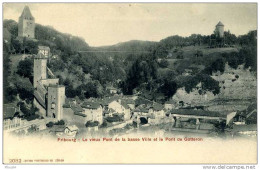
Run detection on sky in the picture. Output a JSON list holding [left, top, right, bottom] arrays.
[[3, 3, 257, 47]]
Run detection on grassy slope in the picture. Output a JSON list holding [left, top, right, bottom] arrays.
[[161, 45, 239, 75]]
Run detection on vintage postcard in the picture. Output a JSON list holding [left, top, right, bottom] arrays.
[[2, 2, 258, 164]]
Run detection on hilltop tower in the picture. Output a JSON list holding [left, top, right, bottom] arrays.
[[18, 6, 35, 39], [215, 21, 224, 38]]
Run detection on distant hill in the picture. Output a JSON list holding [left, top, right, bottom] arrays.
[[91, 40, 157, 53]]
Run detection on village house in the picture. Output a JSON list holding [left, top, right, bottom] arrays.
[[71, 104, 85, 117], [164, 100, 176, 111], [3, 104, 23, 131], [108, 99, 131, 120], [123, 99, 135, 110], [149, 103, 165, 119], [86, 124, 99, 132], [103, 108, 117, 117], [231, 124, 257, 137], [106, 86, 118, 95], [226, 103, 257, 126], [81, 101, 103, 124], [4, 105, 46, 134], [65, 98, 82, 108], [49, 125, 65, 136], [64, 125, 79, 137]]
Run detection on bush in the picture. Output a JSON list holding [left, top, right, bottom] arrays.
[[195, 50, 203, 57], [159, 59, 169, 68], [46, 121, 54, 128], [105, 114, 124, 123], [100, 120, 108, 128], [55, 120, 65, 125], [85, 121, 99, 127]]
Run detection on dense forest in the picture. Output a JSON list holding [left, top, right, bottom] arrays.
[[3, 19, 257, 106]]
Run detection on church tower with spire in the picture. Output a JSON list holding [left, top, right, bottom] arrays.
[[18, 5, 35, 39]]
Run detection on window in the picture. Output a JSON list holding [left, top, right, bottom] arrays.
[[51, 102, 56, 109]]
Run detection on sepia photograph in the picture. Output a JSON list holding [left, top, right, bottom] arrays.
[[1, 1, 258, 165]]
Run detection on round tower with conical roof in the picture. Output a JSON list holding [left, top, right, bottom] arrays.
[[18, 5, 35, 39], [215, 21, 224, 38]]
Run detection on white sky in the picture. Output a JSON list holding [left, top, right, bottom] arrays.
[[3, 3, 257, 47]]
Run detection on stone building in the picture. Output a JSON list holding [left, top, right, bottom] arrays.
[[215, 21, 224, 38], [47, 85, 66, 120], [108, 99, 131, 120], [38, 46, 51, 58], [81, 101, 103, 124], [33, 53, 65, 120], [18, 6, 35, 39]]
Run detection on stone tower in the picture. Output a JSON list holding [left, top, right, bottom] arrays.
[[33, 53, 65, 120], [215, 21, 224, 38], [47, 85, 65, 120], [18, 5, 35, 39], [33, 53, 47, 88]]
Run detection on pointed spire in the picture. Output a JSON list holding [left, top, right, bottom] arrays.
[[19, 5, 34, 20], [216, 21, 224, 26]]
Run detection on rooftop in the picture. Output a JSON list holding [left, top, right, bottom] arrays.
[[19, 6, 34, 20], [216, 21, 224, 26], [81, 101, 101, 109], [168, 109, 224, 118], [66, 125, 78, 132], [3, 105, 17, 119], [38, 46, 50, 50]]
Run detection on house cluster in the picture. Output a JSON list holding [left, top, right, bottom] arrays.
[[3, 104, 46, 134], [65, 95, 171, 128], [226, 103, 257, 137]]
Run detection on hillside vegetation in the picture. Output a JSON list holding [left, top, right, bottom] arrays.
[[3, 18, 257, 105]]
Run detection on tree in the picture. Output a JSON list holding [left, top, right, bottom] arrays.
[[3, 42, 13, 103], [12, 39, 23, 53], [85, 121, 99, 127], [203, 58, 225, 75], [100, 120, 108, 128], [159, 58, 169, 68], [24, 39, 38, 54], [15, 79, 34, 101], [46, 122, 54, 128], [159, 79, 178, 99], [17, 58, 33, 79], [224, 31, 237, 45], [194, 50, 203, 57], [17, 102, 39, 121], [55, 120, 65, 125]]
